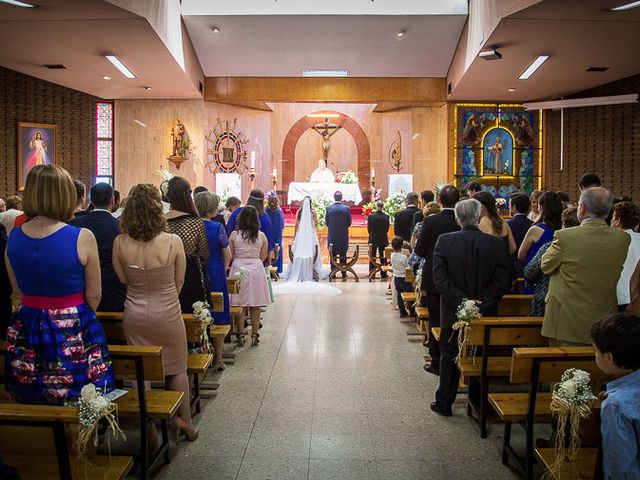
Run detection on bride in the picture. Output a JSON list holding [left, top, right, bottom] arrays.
[[273, 197, 341, 295]]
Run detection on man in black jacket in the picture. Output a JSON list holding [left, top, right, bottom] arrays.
[[412, 190, 435, 231], [431, 198, 511, 416], [393, 192, 419, 242], [506, 193, 533, 278], [414, 185, 460, 374], [70, 182, 126, 312], [367, 201, 390, 278]]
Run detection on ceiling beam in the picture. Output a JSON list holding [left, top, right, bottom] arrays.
[[204, 77, 447, 103]]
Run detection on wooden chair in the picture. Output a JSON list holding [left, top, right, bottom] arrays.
[[0, 403, 133, 480], [328, 243, 360, 282], [288, 243, 319, 268], [367, 244, 390, 281], [489, 347, 610, 480], [456, 317, 546, 438]]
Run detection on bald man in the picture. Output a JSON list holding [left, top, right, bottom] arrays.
[[541, 187, 630, 346]]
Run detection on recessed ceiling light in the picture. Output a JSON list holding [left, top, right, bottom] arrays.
[[105, 54, 136, 79], [396, 30, 406, 37], [611, 1, 640, 10], [302, 69, 348, 77], [508, 88, 516, 92], [518, 55, 549, 80], [307, 113, 340, 118], [103, 75, 112, 80], [144, 86, 152, 91], [0, 0, 35, 7], [211, 26, 220, 33]]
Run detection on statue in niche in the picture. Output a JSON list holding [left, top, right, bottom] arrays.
[[311, 117, 341, 162], [171, 120, 186, 157], [515, 115, 534, 147]]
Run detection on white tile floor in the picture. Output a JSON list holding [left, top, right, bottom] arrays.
[[154, 282, 521, 480]]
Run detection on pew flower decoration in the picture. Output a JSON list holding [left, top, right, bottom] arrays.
[[192, 301, 213, 353], [338, 170, 359, 184], [75, 384, 125, 462], [545, 368, 597, 480], [452, 299, 481, 364], [232, 267, 248, 283]]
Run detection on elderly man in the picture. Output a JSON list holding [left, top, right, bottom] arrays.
[[431, 199, 511, 416], [541, 187, 630, 346]]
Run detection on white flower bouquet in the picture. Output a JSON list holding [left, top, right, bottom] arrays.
[[312, 194, 332, 228], [339, 170, 359, 184], [546, 369, 597, 479], [193, 301, 213, 353], [452, 299, 481, 364], [232, 266, 248, 282], [383, 193, 406, 225], [495, 197, 507, 209]]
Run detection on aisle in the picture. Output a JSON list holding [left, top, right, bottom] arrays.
[[157, 282, 518, 480]]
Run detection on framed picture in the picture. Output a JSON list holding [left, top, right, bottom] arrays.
[[17, 122, 57, 189], [388, 174, 413, 196]]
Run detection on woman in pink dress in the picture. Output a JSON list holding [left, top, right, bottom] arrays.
[[229, 205, 269, 346]]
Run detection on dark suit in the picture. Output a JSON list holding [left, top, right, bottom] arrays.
[[70, 210, 126, 312], [394, 205, 419, 242], [432, 226, 511, 411], [412, 210, 424, 233], [506, 213, 533, 278], [326, 202, 352, 276], [367, 210, 390, 277], [413, 209, 460, 369]]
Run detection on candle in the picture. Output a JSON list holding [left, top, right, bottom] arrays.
[[272, 168, 277, 178], [250, 151, 256, 169], [371, 168, 376, 179]]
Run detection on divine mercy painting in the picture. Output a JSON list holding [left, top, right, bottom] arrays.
[[18, 122, 57, 189]]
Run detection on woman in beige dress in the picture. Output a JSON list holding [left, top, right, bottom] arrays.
[[112, 184, 198, 441]]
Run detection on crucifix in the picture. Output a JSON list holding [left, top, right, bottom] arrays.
[[311, 117, 341, 162]]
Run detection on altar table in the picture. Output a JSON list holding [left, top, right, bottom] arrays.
[[287, 182, 363, 204]]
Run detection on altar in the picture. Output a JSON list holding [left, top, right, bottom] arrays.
[[287, 182, 363, 204]]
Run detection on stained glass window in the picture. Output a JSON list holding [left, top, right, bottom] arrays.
[[95, 102, 114, 184]]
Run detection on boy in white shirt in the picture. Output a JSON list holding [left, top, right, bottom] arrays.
[[391, 236, 413, 317]]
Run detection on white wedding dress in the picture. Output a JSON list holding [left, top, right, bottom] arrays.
[[272, 197, 341, 296]]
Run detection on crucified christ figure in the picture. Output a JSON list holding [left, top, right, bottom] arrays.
[[312, 118, 341, 162]]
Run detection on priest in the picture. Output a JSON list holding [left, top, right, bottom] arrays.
[[309, 159, 336, 183]]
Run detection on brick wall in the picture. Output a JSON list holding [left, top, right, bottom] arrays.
[[543, 74, 640, 202], [0, 66, 100, 198]]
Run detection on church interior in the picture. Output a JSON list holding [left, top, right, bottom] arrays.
[[1, 0, 640, 479]]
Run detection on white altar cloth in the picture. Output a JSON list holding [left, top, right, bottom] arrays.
[[287, 182, 362, 204]]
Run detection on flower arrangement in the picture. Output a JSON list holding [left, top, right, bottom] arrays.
[[263, 190, 277, 200], [495, 197, 507, 210], [338, 170, 359, 184], [383, 193, 406, 225], [452, 299, 481, 364], [192, 301, 213, 353], [372, 187, 383, 202], [232, 266, 248, 283], [312, 194, 332, 228], [362, 201, 376, 217], [75, 384, 125, 464], [545, 369, 597, 479]]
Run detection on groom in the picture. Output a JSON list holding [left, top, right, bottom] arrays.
[[326, 191, 352, 278]]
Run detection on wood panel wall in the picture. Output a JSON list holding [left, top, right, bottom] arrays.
[[543, 74, 640, 202], [412, 105, 449, 194], [0, 66, 98, 197]]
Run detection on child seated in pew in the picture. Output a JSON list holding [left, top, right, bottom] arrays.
[[590, 313, 640, 479], [391, 236, 413, 318]]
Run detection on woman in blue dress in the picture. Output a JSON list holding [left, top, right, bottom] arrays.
[[265, 195, 285, 273], [5, 165, 114, 405], [225, 189, 274, 255], [194, 191, 232, 371]]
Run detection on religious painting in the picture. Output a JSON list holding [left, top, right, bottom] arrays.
[[388, 174, 413, 197], [454, 105, 541, 198], [205, 118, 249, 174], [17, 122, 57, 190]]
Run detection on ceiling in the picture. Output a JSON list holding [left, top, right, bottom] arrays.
[[183, 15, 467, 77], [448, 0, 640, 101], [0, 0, 201, 99]]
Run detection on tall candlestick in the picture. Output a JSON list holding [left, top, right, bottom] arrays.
[[250, 151, 256, 170], [371, 168, 376, 179], [272, 168, 277, 178]]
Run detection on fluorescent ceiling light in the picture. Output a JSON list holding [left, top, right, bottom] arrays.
[[611, 1, 640, 10], [0, 0, 35, 6], [307, 114, 340, 118], [105, 54, 136, 79], [518, 55, 549, 80], [302, 69, 347, 77], [523, 94, 638, 111]]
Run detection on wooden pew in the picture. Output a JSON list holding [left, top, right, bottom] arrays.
[[457, 317, 546, 438], [496, 294, 533, 316], [0, 404, 133, 480], [415, 306, 429, 335], [489, 347, 610, 480], [108, 345, 183, 480]]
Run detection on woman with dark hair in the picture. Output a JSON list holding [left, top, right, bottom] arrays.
[[518, 191, 563, 265], [165, 176, 210, 312], [113, 183, 198, 440], [266, 195, 285, 273], [225, 189, 274, 255], [228, 206, 269, 346], [473, 191, 516, 254]]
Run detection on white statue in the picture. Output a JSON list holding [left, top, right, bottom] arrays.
[[309, 159, 335, 183]]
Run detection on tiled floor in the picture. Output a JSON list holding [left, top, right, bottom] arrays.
[[155, 282, 521, 480]]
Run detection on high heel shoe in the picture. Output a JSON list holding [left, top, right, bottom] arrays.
[[251, 333, 260, 347], [175, 417, 199, 442], [236, 333, 245, 346]]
